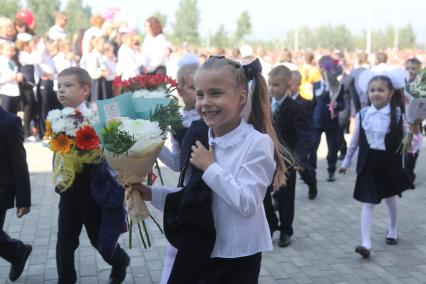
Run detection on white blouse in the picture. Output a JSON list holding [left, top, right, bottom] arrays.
[[152, 119, 275, 258], [341, 104, 422, 169], [158, 108, 200, 172]]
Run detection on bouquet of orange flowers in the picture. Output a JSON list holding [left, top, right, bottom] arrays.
[[44, 107, 103, 192]]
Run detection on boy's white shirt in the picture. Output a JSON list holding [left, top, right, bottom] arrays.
[[152, 119, 275, 258], [0, 55, 20, 97], [342, 104, 422, 169]]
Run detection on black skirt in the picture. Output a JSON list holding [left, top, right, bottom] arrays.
[[354, 149, 413, 204]]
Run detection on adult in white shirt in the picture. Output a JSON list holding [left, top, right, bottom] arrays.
[[140, 17, 171, 74], [47, 12, 67, 41], [81, 15, 105, 57]]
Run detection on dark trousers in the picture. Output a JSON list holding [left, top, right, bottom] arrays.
[[56, 195, 126, 284], [264, 168, 296, 236], [336, 124, 348, 157], [298, 163, 317, 191], [0, 210, 23, 263], [404, 151, 419, 183], [20, 85, 36, 138], [309, 128, 339, 175], [0, 95, 21, 115], [37, 80, 60, 138], [105, 80, 113, 99], [203, 252, 262, 284]]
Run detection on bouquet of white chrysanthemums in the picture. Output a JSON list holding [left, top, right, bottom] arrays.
[[100, 101, 182, 248]]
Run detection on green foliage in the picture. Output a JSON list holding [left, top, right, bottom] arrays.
[[101, 120, 136, 157], [235, 11, 251, 43], [149, 100, 183, 134], [210, 24, 230, 49], [0, 0, 18, 19], [64, 0, 91, 37], [172, 0, 200, 45], [28, 0, 60, 36]]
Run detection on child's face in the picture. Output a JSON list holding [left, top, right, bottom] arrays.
[[195, 67, 247, 137], [368, 79, 392, 109], [57, 75, 89, 108], [405, 62, 421, 82], [268, 74, 290, 99], [178, 76, 196, 109], [2, 44, 15, 58]]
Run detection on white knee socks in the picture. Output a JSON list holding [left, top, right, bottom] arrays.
[[384, 196, 398, 239], [361, 203, 375, 249]]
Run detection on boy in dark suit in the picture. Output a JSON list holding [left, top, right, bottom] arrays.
[[264, 65, 311, 247], [310, 56, 345, 182], [0, 106, 32, 281], [54, 67, 129, 284], [290, 70, 317, 199]]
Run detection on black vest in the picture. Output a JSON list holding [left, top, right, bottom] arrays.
[[356, 110, 403, 175]]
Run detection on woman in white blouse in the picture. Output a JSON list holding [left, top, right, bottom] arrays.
[[130, 57, 286, 283], [339, 72, 421, 259]]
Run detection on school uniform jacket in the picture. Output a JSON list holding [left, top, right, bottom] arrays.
[[312, 80, 345, 130], [0, 107, 31, 210]]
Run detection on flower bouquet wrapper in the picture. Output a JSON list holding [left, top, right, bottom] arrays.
[[406, 97, 426, 124], [105, 141, 165, 223]]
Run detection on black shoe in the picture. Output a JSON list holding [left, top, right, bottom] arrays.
[[355, 245, 370, 259], [9, 244, 32, 281], [385, 237, 399, 245], [108, 253, 130, 284], [327, 173, 336, 182], [278, 232, 291, 248], [308, 185, 318, 200]]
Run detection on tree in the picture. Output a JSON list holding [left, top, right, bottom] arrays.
[[210, 24, 229, 48], [64, 0, 91, 37], [0, 0, 18, 19], [332, 25, 353, 50], [29, 0, 60, 36], [152, 11, 167, 31], [172, 0, 200, 45], [398, 24, 416, 49], [234, 11, 251, 44]]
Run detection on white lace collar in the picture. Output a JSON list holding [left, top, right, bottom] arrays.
[[208, 119, 251, 148]]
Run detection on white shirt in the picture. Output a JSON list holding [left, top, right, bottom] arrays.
[[48, 25, 66, 40], [140, 34, 170, 72], [152, 119, 275, 258], [0, 55, 20, 97], [341, 105, 422, 169], [117, 45, 140, 80], [158, 108, 200, 172]]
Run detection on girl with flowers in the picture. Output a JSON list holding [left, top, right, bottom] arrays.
[[46, 67, 130, 284]]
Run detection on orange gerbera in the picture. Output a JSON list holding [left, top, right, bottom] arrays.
[[75, 125, 100, 151], [44, 120, 52, 139], [50, 134, 73, 154]]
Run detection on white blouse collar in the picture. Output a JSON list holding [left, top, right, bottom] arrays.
[[366, 103, 390, 116], [208, 119, 251, 148], [182, 108, 200, 127]]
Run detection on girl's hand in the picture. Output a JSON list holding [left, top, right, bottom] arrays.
[[128, 183, 152, 201], [338, 168, 347, 174], [190, 141, 215, 171]]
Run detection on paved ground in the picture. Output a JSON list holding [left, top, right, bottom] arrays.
[[1, 135, 426, 284]]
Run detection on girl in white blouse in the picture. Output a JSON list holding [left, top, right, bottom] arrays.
[[339, 73, 421, 259], [131, 57, 286, 283]]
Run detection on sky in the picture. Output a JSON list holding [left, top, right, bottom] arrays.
[[71, 0, 426, 44]]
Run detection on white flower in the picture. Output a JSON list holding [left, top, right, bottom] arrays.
[[132, 89, 168, 98], [80, 108, 94, 119], [51, 119, 67, 133], [62, 107, 75, 116], [47, 109, 62, 122]]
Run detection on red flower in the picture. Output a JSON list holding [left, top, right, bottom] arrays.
[[75, 125, 100, 151]]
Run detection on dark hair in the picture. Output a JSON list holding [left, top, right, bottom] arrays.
[[58, 67, 92, 90], [405, 57, 422, 67], [146, 17, 163, 37], [197, 56, 287, 189], [368, 76, 402, 143], [376, 51, 388, 64]]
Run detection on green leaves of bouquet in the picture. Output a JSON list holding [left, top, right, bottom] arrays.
[[101, 120, 137, 157], [150, 99, 183, 134]]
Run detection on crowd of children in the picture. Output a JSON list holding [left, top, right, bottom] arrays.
[[1, 8, 425, 284]]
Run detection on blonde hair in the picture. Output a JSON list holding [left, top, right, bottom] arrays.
[[177, 63, 199, 87], [198, 56, 288, 189]]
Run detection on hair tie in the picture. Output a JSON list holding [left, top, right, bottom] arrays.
[[243, 58, 262, 80]]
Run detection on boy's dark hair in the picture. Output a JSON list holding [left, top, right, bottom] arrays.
[[405, 58, 422, 66], [269, 65, 292, 85], [376, 51, 388, 64], [58, 67, 92, 90]]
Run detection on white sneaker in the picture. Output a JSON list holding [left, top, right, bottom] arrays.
[[26, 136, 37, 142]]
